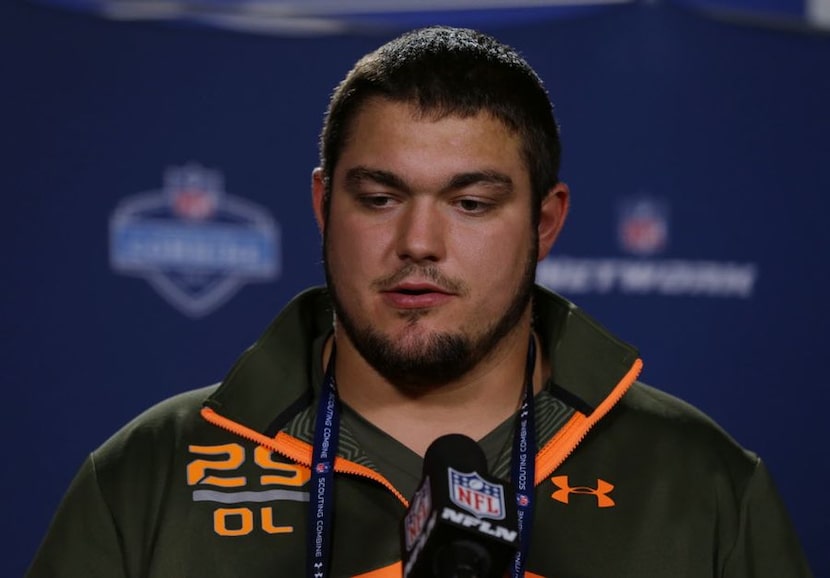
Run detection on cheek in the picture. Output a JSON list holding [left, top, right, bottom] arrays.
[[326, 218, 388, 281], [462, 225, 530, 274]]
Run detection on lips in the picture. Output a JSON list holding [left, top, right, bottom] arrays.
[[381, 282, 454, 309]]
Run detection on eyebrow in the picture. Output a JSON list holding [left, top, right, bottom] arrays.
[[344, 167, 411, 193], [447, 170, 514, 195], [343, 166, 514, 196]]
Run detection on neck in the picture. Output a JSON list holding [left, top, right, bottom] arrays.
[[322, 314, 549, 456]]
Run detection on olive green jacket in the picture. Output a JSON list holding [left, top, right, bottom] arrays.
[[27, 286, 812, 577]]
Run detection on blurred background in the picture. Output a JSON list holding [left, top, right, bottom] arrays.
[[3, 0, 828, 575]]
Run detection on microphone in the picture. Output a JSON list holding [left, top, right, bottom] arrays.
[[401, 434, 520, 578]]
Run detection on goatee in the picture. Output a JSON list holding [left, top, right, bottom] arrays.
[[324, 244, 537, 391]]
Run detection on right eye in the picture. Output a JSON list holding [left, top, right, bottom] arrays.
[[358, 194, 397, 209]]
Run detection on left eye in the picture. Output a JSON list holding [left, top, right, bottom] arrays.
[[457, 199, 490, 213]]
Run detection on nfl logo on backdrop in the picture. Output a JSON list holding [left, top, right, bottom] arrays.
[[617, 195, 669, 256], [109, 164, 280, 317], [448, 468, 506, 520]]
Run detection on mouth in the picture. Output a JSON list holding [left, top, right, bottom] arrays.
[[381, 283, 455, 309]]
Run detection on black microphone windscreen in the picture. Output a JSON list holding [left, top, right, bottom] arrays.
[[422, 433, 488, 476]]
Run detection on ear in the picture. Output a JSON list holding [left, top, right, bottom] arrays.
[[537, 182, 570, 261], [311, 167, 327, 233]]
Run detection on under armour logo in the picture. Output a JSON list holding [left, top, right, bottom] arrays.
[[550, 475, 615, 508]]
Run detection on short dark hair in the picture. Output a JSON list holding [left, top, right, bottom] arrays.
[[318, 26, 562, 223]]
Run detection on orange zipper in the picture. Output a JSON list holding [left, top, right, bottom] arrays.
[[200, 406, 410, 507]]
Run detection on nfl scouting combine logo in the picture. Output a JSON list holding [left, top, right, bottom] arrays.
[[109, 164, 280, 317]]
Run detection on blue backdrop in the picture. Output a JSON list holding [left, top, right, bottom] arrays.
[[3, 1, 828, 576]]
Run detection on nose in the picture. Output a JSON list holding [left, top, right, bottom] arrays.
[[394, 198, 445, 263]]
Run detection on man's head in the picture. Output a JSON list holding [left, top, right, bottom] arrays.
[[312, 27, 569, 390], [318, 26, 562, 227]]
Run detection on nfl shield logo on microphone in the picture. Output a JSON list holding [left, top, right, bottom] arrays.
[[448, 468, 506, 520]]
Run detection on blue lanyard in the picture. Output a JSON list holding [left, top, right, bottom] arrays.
[[511, 337, 536, 578], [307, 354, 341, 578], [306, 338, 537, 578]]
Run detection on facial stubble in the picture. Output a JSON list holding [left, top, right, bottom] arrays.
[[323, 232, 538, 392]]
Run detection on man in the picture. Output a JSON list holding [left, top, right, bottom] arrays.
[[28, 26, 811, 578]]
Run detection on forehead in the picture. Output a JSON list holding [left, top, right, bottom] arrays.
[[334, 98, 529, 189]]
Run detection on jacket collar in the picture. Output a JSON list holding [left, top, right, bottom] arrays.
[[535, 285, 640, 413]]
